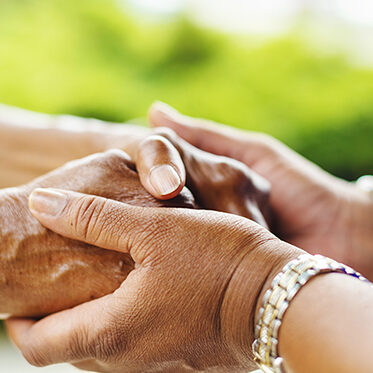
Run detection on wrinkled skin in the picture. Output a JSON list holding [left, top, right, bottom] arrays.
[[0, 133, 271, 317], [149, 102, 373, 280], [8, 189, 302, 373], [0, 150, 196, 317], [0, 105, 271, 227], [137, 128, 271, 228]]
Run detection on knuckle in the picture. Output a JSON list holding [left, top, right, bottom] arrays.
[[104, 148, 129, 160], [214, 159, 244, 185], [103, 149, 133, 168], [152, 126, 177, 141], [140, 134, 173, 154], [71, 196, 108, 242], [141, 135, 167, 148]]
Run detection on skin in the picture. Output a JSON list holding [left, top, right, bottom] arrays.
[[0, 104, 270, 224], [0, 105, 270, 317], [0, 104, 148, 188], [148, 101, 373, 280], [4, 103, 373, 372], [6, 190, 373, 373], [279, 273, 373, 373], [0, 149, 196, 317], [7, 189, 302, 373], [137, 130, 271, 227]]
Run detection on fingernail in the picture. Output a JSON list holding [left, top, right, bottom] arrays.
[[149, 165, 181, 196], [29, 188, 67, 216]]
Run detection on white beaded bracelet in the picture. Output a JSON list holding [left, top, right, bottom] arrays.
[[252, 254, 370, 373]]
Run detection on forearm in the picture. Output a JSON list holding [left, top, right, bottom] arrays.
[[280, 273, 373, 373], [224, 237, 373, 372], [0, 104, 148, 187]]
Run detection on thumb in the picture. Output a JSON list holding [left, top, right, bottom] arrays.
[[28, 188, 161, 263], [136, 134, 186, 200]]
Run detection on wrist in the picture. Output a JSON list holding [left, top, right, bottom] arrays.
[[220, 236, 302, 369]]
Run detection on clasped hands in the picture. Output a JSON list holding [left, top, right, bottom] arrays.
[[2, 102, 372, 372]]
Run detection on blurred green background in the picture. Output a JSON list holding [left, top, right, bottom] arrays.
[[0, 0, 372, 181]]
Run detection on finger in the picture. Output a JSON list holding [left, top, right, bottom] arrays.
[[5, 294, 117, 366], [147, 127, 271, 226], [137, 135, 185, 200], [148, 101, 284, 170], [148, 101, 249, 160], [28, 188, 163, 262]]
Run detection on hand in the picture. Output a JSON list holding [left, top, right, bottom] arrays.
[[148, 102, 373, 279], [0, 132, 270, 317], [134, 129, 271, 227], [0, 104, 271, 226], [0, 104, 149, 187], [6, 189, 301, 372], [0, 150, 195, 317]]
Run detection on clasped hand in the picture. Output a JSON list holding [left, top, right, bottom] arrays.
[[4, 102, 372, 373]]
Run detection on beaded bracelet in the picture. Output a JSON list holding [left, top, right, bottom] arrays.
[[252, 254, 370, 373]]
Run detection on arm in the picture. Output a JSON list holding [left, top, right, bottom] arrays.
[[0, 104, 148, 187], [6, 189, 373, 373], [148, 102, 373, 280], [279, 273, 373, 373], [0, 129, 271, 317]]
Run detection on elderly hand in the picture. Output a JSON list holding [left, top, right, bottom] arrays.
[[0, 150, 195, 317], [0, 126, 270, 317], [6, 188, 301, 372], [0, 104, 271, 225], [148, 102, 373, 280], [134, 128, 271, 227]]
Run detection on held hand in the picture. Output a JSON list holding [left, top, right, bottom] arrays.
[[7, 189, 301, 372], [134, 129, 271, 227], [0, 123, 270, 317], [0, 150, 195, 317], [0, 104, 270, 226], [148, 102, 373, 279]]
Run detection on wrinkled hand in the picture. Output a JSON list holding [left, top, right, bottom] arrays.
[[135, 128, 271, 227], [6, 189, 301, 372], [0, 104, 271, 225], [0, 129, 270, 317], [0, 150, 195, 317], [148, 102, 373, 279]]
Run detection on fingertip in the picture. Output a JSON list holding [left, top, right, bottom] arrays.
[[148, 101, 183, 130]]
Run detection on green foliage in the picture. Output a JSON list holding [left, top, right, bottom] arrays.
[[0, 0, 372, 179]]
